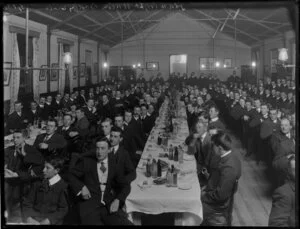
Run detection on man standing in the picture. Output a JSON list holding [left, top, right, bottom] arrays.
[[201, 131, 241, 224]]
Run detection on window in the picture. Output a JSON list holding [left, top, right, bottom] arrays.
[[170, 54, 187, 75]]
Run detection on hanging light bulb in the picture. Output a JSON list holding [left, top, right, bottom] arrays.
[[278, 48, 288, 62], [103, 62, 108, 68], [133, 64, 136, 68], [153, 64, 156, 68], [137, 63, 141, 67], [3, 14, 8, 22], [252, 61, 256, 67], [63, 52, 72, 64], [224, 64, 227, 68], [201, 64, 205, 69], [215, 62, 220, 67]]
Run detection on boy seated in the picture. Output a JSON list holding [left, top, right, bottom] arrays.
[[22, 156, 69, 225]]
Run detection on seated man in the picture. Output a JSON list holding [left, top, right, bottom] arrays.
[[69, 138, 133, 225], [33, 119, 67, 157], [208, 105, 226, 131], [270, 118, 295, 187], [110, 126, 136, 184], [22, 156, 68, 225], [201, 131, 241, 221], [5, 129, 44, 222], [56, 113, 83, 157], [268, 155, 296, 227], [25, 101, 42, 125], [73, 107, 90, 139], [6, 101, 29, 133]]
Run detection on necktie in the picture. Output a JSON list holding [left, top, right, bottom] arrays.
[[44, 135, 49, 142], [111, 147, 115, 155], [100, 162, 106, 173]]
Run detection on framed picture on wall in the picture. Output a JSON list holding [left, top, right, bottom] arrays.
[[73, 66, 78, 79], [146, 62, 159, 71], [50, 63, 59, 81], [224, 58, 232, 68], [80, 63, 86, 78], [93, 63, 98, 75], [39, 65, 48, 81], [3, 62, 12, 86]]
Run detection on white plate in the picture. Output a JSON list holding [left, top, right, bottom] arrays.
[[178, 183, 192, 190]]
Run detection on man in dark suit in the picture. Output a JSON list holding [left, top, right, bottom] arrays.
[[82, 99, 97, 126], [61, 93, 72, 111], [37, 96, 48, 121], [56, 113, 83, 157], [208, 105, 226, 131], [73, 107, 90, 139], [7, 101, 29, 133], [111, 90, 125, 116], [140, 104, 154, 137], [110, 126, 136, 184], [44, 96, 54, 118], [69, 138, 133, 225], [185, 120, 219, 186], [25, 101, 41, 125], [33, 119, 67, 158], [97, 94, 113, 121], [201, 131, 241, 221], [270, 118, 295, 187], [260, 108, 281, 165], [5, 129, 44, 221], [268, 155, 296, 227], [51, 93, 63, 117], [77, 89, 87, 107]]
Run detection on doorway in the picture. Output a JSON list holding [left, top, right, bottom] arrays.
[[170, 54, 187, 75]]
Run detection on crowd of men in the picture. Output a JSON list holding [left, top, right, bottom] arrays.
[[4, 71, 296, 226]]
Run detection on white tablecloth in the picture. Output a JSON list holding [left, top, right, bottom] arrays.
[[126, 100, 203, 225]]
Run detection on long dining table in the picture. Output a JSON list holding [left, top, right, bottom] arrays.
[[125, 97, 203, 225]]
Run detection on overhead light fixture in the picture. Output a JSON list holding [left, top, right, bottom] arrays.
[[103, 62, 108, 68], [215, 62, 220, 67], [201, 64, 205, 69], [251, 61, 256, 67], [3, 14, 7, 22], [278, 48, 288, 62], [153, 64, 156, 68], [137, 63, 141, 67], [63, 52, 72, 64], [224, 64, 227, 68], [133, 64, 136, 68]]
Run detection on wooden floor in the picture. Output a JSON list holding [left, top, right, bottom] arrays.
[[232, 153, 273, 226]]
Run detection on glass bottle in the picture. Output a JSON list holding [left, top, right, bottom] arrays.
[[174, 146, 178, 162], [146, 158, 151, 177], [157, 159, 162, 177], [166, 166, 173, 187], [168, 144, 173, 160], [151, 159, 158, 178]]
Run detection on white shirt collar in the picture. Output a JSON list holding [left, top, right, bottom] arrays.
[[273, 119, 277, 123], [221, 150, 232, 158], [49, 174, 61, 186], [45, 133, 54, 141], [98, 157, 108, 165], [105, 134, 110, 140], [286, 133, 291, 139], [62, 126, 70, 131], [263, 114, 268, 119], [211, 117, 219, 122]]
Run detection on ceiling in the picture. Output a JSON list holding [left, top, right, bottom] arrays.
[[4, 3, 296, 47]]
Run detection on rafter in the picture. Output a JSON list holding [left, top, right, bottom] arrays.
[[118, 11, 137, 34], [81, 14, 120, 37], [228, 9, 282, 35], [194, 9, 261, 42], [81, 11, 132, 39], [50, 10, 87, 30], [30, 9, 115, 45]]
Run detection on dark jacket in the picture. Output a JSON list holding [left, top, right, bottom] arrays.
[[112, 145, 136, 184], [7, 111, 28, 131], [202, 151, 241, 211], [68, 153, 131, 219], [269, 181, 296, 227], [33, 133, 67, 157], [22, 178, 69, 225]]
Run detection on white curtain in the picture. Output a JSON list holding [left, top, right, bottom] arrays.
[[69, 52, 74, 92], [58, 42, 65, 95], [32, 37, 40, 102], [10, 33, 20, 114]]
